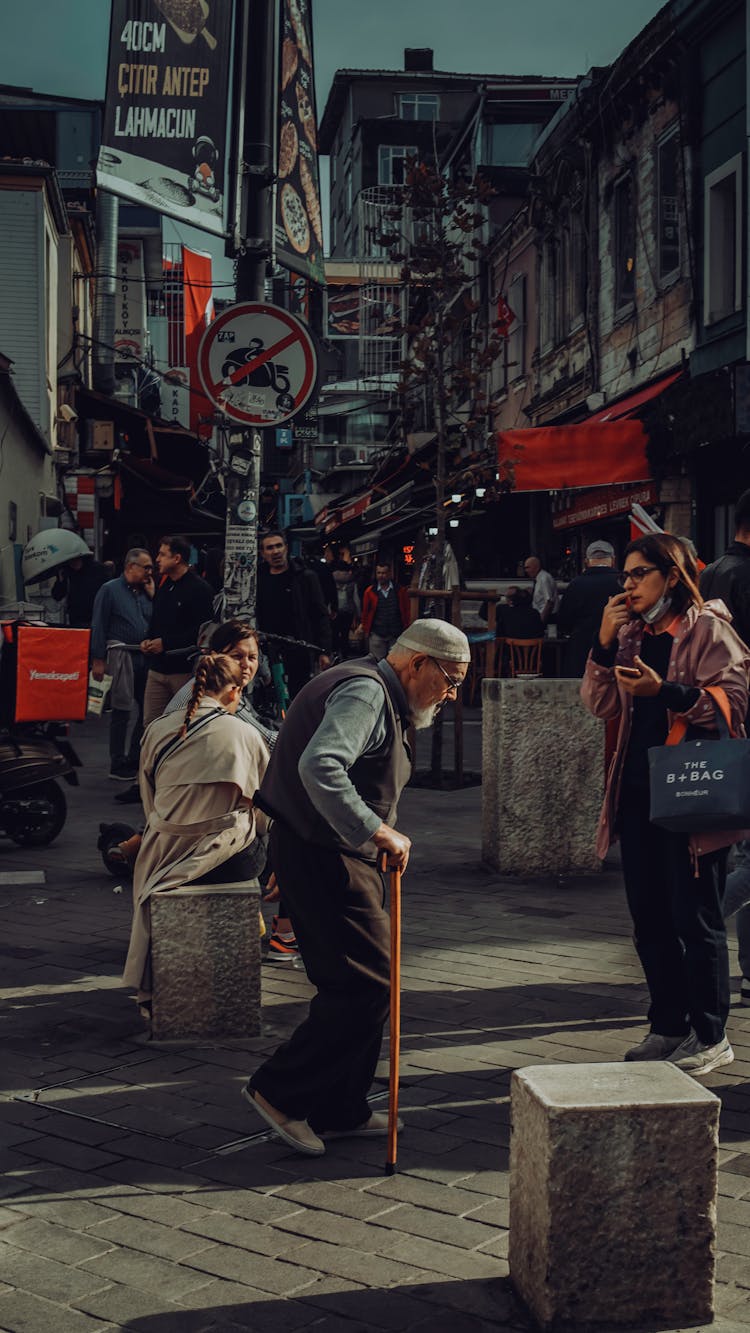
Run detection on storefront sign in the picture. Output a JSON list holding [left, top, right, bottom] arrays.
[[162, 366, 191, 428], [275, 0, 324, 285], [363, 482, 413, 525], [98, 0, 233, 237], [551, 482, 658, 531], [114, 238, 148, 362]]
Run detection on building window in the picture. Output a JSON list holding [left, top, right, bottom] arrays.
[[378, 145, 417, 186], [704, 153, 742, 325], [399, 93, 439, 121], [657, 127, 680, 282], [613, 173, 636, 310], [330, 210, 337, 252], [507, 274, 526, 380], [566, 208, 585, 327], [539, 241, 558, 350], [484, 123, 540, 167]]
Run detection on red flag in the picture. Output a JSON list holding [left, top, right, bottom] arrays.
[[495, 294, 515, 338], [183, 247, 215, 438]]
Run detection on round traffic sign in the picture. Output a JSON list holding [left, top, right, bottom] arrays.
[[197, 301, 318, 426]]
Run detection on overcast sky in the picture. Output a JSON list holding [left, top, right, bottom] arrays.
[[0, 0, 667, 260], [2, 0, 668, 112]]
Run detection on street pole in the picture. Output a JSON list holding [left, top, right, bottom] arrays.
[[221, 0, 276, 625]]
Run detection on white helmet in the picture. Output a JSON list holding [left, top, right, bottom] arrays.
[[22, 530, 92, 586]]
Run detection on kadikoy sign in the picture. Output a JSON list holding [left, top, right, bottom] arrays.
[[275, 0, 324, 285], [97, 0, 234, 237]]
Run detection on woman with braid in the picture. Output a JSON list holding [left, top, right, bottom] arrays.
[[123, 652, 269, 1005]]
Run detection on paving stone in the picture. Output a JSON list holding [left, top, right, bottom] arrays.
[[0, 1288, 112, 1333], [285, 1238, 424, 1289], [7, 1136, 122, 1172], [89, 1213, 217, 1262], [177, 1280, 319, 1329], [0, 1240, 110, 1303], [298, 1276, 437, 1330], [365, 1175, 500, 1216], [3, 1216, 115, 1264], [367, 1202, 500, 1250], [179, 1209, 311, 1258], [182, 1244, 321, 1295], [373, 1232, 501, 1280], [275, 1181, 396, 1221], [79, 1245, 215, 1299], [179, 1188, 303, 1225], [71, 1281, 221, 1331]]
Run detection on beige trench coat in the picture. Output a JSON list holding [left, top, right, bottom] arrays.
[[123, 699, 269, 991]]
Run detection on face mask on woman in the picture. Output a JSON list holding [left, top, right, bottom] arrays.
[[638, 578, 673, 626]]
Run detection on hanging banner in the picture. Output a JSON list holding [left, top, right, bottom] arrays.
[[275, 0, 325, 285], [114, 238, 148, 362], [162, 366, 191, 428], [97, 0, 234, 237]]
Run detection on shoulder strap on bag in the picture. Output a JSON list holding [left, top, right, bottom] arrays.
[[665, 684, 733, 746], [151, 708, 218, 780]]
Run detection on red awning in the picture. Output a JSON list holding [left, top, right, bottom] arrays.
[[498, 371, 682, 492]]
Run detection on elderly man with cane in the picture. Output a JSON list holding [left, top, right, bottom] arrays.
[[244, 619, 470, 1156]]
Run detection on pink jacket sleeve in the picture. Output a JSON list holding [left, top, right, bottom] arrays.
[[677, 614, 750, 736], [581, 649, 622, 721]]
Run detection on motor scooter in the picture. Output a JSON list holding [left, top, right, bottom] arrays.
[[0, 721, 81, 846]]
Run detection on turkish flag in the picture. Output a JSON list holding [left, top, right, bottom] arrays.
[[495, 294, 515, 338]]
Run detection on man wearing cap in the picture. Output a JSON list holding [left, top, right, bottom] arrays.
[[558, 540, 620, 677], [244, 619, 470, 1156]]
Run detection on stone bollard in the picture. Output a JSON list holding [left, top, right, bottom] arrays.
[[509, 1062, 720, 1330], [150, 882, 261, 1041], [482, 677, 603, 875]]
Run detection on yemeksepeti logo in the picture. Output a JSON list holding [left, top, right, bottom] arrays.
[[29, 669, 80, 682]]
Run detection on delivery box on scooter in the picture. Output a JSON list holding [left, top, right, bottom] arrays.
[[1, 623, 90, 723]]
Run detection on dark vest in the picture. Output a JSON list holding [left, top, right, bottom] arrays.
[[371, 585, 403, 639], [256, 657, 412, 859]]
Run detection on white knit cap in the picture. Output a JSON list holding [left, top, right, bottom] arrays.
[[393, 618, 471, 663]]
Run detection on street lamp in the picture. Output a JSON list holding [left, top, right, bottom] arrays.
[[475, 486, 486, 498], [451, 492, 462, 504]]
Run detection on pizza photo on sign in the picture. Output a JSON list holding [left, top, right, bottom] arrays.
[[281, 182, 310, 255], [275, 0, 324, 285]]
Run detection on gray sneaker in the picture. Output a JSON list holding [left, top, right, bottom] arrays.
[[624, 1032, 685, 1062], [669, 1031, 734, 1075]]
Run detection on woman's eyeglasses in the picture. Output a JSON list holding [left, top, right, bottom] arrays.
[[617, 565, 660, 587]]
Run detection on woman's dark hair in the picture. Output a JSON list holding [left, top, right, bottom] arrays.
[[181, 652, 243, 735], [209, 619, 259, 654], [624, 532, 703, 614]]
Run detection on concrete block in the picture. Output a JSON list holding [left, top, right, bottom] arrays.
[[481, 678, 604, 876], [150, 883, 261, 1041], [509, 1062, 720, 1330]]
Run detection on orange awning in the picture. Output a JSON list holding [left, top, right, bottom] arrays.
[[498, 371, 682, 492]]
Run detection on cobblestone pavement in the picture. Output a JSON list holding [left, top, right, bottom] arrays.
[[1, 715, 750, 1332]]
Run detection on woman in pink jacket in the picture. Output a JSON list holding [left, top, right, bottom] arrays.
[[582, 532, 750, 1075]]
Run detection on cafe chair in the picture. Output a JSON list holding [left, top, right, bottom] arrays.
[[506, 637, 543, 678]]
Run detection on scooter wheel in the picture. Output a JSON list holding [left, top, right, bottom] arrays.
[[9, 780, 67, 847]]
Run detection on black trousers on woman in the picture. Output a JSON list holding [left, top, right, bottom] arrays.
[[618, 787, 730, 1046], [250, 822, 390, 1133]]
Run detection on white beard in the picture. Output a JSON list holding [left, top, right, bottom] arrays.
[[411, 703, 440, 730]]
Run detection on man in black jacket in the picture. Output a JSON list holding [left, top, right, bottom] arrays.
[[701, 490, 750, 1005], [257, 530, 331, 699], [558, 540, 621, 677], [141, 535, 214, 726]]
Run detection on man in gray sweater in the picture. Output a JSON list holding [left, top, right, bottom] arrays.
[[245, 618, 470, 1155]]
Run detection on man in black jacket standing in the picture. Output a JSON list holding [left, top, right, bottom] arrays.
[[257, 530, 331, 699], [141, 535, 214, 726], [701, 489, 750, 1005], [558, 540, 621, 677]]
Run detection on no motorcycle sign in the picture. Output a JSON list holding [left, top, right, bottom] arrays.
[[197, 302, 318, 427]]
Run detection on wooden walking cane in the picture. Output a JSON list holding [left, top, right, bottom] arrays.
[[379, 851, 402, 1176]]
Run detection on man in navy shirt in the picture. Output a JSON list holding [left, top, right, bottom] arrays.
[[91, 548, 154, 780]]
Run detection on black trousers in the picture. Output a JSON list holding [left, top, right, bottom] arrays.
[[618, 788, 730, 1046], [250, 823, 390, 1132]]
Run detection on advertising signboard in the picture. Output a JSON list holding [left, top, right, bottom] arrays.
[[197, 301, 318, 427], [97, 0, 234, 237], [114, 238, 148, 362], [275, 0, 325, 285]]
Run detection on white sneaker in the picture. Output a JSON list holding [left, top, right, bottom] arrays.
[[624, 1032, 685, 1062], [669, 1031, 734, 1075]]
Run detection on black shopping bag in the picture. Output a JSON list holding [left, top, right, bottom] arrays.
[[648, 695, 750, 833]]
